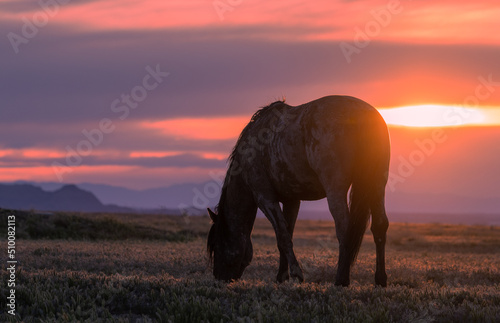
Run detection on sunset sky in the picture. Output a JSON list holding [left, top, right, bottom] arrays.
[[1, 0, 500, 210]]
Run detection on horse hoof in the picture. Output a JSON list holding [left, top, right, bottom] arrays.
[[291, 272, 304, 283], [375, 272, 387, 287], [276, 272, 290, 283], [289, 268, 304, 283], [334, 279, 350, 287]]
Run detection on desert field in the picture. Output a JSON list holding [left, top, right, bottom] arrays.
[[1, 210, 499, 322]]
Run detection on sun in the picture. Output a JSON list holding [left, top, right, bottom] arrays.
[[378, 105, 487, 127]]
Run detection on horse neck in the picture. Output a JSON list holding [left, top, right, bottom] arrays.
[[219, 172, 257, 233]]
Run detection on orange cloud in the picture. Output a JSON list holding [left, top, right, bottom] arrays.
[[0, 166, 54, 182], [0, 164, 225, 190], [0, 148, 123, 161], [199, 152, 227, 160], [0, 149, 15, 158], [129, 150, 227, 160], [141, 116, 248, 140], [0, 165, 137, 184], [3, 0, 500, 44], [22, 149, 66, 159], [1, 0, 216, 31], [129, 151, 183, 158], [0, 148, 66, 159]]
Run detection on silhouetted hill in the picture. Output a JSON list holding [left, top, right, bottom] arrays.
[[17, 181, 219, 212], [2, 182, 499, 225], [0, 184, 131, 213]]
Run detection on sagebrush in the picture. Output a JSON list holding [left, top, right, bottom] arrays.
[[0, 211, 498, 322]]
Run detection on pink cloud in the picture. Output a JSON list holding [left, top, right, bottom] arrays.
[[4, 0, 500, 44], [141, 116, 248, 140]]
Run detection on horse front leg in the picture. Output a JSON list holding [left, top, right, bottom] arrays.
[[276, 200, 300, 282], [259, 200, 304, 283]]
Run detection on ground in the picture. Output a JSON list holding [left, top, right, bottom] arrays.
[[0, 210, 499, 322]]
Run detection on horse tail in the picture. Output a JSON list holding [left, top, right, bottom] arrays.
[[346, 172, 371, 267], [346, 113, 390, 267]]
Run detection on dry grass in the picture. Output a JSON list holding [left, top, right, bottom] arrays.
[[0, 211, 499, 322]]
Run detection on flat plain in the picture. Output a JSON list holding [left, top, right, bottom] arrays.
[[0, 210, 499, 322]]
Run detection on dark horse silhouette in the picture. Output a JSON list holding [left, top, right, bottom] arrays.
[[207, 95, 390, 286]]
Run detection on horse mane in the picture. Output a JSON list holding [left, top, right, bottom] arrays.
[[207, 99, 286, 262], [228, 99, 286, 165]]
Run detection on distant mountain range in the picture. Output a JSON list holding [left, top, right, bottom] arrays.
[[0, 183, 127, 213], [0, 181, 499, 225], [15, 181, 219, 211], [0, 183, 197, 215]]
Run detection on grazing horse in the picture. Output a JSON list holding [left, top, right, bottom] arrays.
[[207, 95, 390, 286]]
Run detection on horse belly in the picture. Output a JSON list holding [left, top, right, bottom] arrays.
[[283, 180, 326, 201], [268, 142, 326, 201]]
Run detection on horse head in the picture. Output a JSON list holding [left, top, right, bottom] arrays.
[[207, 208, 253, 281]]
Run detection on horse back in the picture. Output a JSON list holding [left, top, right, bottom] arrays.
[[235, 96, 389, 202]]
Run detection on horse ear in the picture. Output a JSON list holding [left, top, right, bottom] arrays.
[[207, 208, 217, 222]]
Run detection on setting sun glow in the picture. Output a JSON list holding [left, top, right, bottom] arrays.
[[378, 105, 494, 127]]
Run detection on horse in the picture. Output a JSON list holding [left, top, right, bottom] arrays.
[[207, 95, 390, 287]]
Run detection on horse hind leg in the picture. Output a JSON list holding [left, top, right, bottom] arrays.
[[277, 200, 300, 283], [370, 186, 389, 287], [326, 191, 351, 287]]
